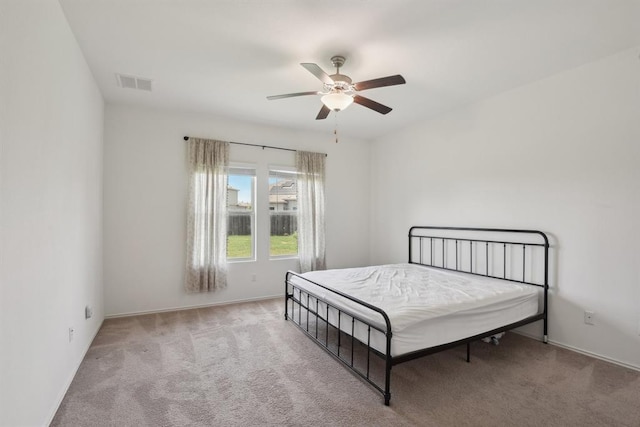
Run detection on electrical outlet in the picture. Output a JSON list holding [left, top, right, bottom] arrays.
[[85, 305, 93, 319], [251, 273, 256, 282], [68, 327, 74, 342], [584, 311, 595, 325]]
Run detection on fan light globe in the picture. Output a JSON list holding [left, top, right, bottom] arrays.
[[321, 93, 354, 111]]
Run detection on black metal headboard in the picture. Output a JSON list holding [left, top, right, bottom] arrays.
[[409, 226, 550, 343], [409, 226, 549, 289]]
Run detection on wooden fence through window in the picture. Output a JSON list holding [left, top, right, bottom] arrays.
[[228, 212, 296, 236]]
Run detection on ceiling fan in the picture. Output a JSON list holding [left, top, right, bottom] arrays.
[[267, 56, 406, 120]]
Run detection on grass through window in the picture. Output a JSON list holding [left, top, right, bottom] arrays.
[[227, 234, 298, 258]]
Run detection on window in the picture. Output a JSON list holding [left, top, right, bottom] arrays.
[[269, 167, 298, 257], [227, 166, 255, 260]]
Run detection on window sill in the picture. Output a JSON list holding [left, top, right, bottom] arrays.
[[228, 258, 256, 264], [269, 256, 299, 262]]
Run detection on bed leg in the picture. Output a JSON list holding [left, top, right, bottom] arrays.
[[284, 292, 289, 321], [543, 334, 548, 344], [466, 342, 471, 363], [384, 355, 392, 406]]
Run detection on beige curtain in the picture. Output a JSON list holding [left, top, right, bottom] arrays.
[[296, 150, 326, 273], [185, 138, 229, 292]]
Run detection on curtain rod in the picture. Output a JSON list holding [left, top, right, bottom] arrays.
[[183, 136, 327, 157]]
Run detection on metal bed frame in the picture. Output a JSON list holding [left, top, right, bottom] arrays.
[[284, 226, 549, 405]]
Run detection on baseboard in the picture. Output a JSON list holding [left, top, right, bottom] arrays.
[[45, 319, 104, 426], [105, 294, 283, 319], [512, 330, 640, 372], [547, 339, 640, 372], [511, 329, 543, 342]]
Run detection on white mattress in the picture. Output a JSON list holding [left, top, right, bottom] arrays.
[[290, 263, 540, 357]]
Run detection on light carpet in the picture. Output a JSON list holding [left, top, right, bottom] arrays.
[[52, 298, 640, 426]]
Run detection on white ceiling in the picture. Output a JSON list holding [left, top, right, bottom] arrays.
[[59, 0, 640, 140]]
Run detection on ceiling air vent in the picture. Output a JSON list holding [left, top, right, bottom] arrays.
[[116, 73, 153, 91]]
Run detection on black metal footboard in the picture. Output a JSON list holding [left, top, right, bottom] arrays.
[[284, 271, 394, 405]]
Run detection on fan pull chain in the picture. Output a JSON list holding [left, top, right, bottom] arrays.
[[334, 112, 339, 143]]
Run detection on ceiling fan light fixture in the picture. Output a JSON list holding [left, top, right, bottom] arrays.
[[321, 92, 354, 111], [267, 55, 405, 120]]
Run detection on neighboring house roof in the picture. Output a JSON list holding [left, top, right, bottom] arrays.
[[269, 180, 296, 195], [269, 180, 297, 205], [269, 195, 296, 204]]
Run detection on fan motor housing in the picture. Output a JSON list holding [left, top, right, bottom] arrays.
[[330, 73, 352, 84]]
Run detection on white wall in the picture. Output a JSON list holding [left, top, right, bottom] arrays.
[[0, 1, 104, 425], [104, 104, 370, 316], [370, 46, 640, 369]]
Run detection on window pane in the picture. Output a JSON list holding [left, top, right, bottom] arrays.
[[228, 171, 254, 259], [269, 169, 298, 256]]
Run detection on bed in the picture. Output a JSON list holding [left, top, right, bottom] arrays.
[[284, 226, 549, 405]]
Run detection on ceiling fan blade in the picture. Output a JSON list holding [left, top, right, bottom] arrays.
[[301, 63, 334, 85], [353, 75, 406, 91], [315, 105, 331, 120], [267, 91, 319, 100], [353, 95, 393, 115]]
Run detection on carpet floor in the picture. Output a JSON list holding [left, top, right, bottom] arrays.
[[52, 298, 640, 426]]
